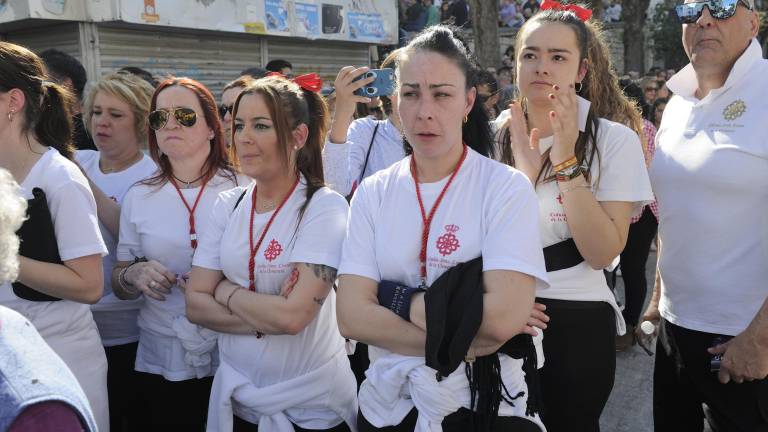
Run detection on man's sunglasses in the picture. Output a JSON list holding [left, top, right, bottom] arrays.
[[218, 103, 234, 119], [148, 107, 197, 130], [675, 0, 753, 24]]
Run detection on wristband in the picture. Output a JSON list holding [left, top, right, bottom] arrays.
[[552, 155, 578, 172], [118, 255, 147, 294], [555, 164, 583, 182], [378, 280, 425, 322]]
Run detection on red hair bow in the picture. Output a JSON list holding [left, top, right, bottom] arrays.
[[266, 72, 323, 93], [540, 0, 593, 21]]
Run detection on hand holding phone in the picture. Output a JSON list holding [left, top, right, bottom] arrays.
[[353, 68, 395, 97]]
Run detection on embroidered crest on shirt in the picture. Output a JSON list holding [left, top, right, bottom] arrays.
[[263, 239, 283, 262], [723, 100, 746, 121], [436, 224, 461, 256]]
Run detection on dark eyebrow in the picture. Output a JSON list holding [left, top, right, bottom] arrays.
[[522, 46, 573, 54], [234, 116, 271, 122], [402, 83, 457, 89]]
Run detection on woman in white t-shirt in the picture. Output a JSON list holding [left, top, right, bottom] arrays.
[[186, 74, 357, 432], [337, 26, 549, 432], [323, 50, 405, 198], [0, 41, 110, 432], [75, 71, 158, 432], [496, 8, 653, 432], [110, 77, 241, 429]]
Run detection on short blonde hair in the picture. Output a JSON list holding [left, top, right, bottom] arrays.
[[83, 72, 155, 147], [0, 169, 27, 284]]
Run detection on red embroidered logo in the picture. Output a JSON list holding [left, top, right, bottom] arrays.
[[263, 239, 283, 262], [436, 224, 461, 256], [556, 194, 563, 205]]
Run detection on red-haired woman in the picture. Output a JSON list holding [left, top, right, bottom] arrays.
[[111, 77, 243, 428]]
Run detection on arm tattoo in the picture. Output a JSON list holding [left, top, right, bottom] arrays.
[[313, 296, 326, 306], [307, 263, 338, 285]]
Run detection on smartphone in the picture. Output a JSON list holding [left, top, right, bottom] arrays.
[[354, 68, 395, 97], [709, 335, 733, 372]]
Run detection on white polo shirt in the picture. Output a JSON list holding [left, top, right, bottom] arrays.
[[651, 39, 768, 336]]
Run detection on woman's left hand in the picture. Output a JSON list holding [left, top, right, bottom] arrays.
[[547, 84, 580, 164]]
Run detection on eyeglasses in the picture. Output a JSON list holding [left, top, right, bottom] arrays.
[[148, 107, 197, 130], [674, 0, 753, 24], [218, 104, 234, 119]]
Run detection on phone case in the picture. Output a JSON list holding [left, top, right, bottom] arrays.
[[354, 68, 395, 97]]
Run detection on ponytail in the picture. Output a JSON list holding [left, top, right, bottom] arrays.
[[36, 82, 76, 160], [296, 88, 329, 217]]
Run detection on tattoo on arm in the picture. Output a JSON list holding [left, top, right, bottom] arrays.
[[307, 263, 338, 285], [313, 296, 326, 306]]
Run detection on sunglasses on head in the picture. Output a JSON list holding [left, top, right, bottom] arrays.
[[674, 0, 753, 24], [148, 107, 197, 130], [218, 103, 234, 120]]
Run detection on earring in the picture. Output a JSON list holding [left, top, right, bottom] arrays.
[[7, 110, 14, 122], [293, 145, 298, 150], [574, 82, 583, 93], [463, 114, 468, 124]]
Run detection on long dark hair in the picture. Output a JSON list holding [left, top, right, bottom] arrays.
[[231, 76, 329, 218], [396, 25, 495, 159], [142, 77, 237, 186], [0, 42, 75, 159]]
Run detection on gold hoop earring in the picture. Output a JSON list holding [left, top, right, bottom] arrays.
[[463, 114, 468, 124], [7, 110, 14, 122]]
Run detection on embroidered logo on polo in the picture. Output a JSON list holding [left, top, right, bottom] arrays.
[[723, 100, 746, 121], [263, 239, 283, 262], [435, 224, 461, 256]]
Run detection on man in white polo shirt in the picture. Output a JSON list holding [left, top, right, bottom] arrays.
[[643, 0, 768, 430]]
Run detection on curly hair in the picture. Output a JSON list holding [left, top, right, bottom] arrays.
[[0, 169, 27, 284]]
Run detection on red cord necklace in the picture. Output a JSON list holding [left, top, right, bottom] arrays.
[[170, 176, 209, 249], [248, 177, 300, 291], [410, 144, 468, 289]]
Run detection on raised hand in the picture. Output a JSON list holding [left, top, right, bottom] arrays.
[[547, 84, 580, 165]]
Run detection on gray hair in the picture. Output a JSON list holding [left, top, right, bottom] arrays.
[[0, 169, 27, 284]]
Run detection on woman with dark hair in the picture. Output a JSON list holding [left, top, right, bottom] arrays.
[[76, 71, 158, 432], [337, 25, 548, 431], [0, 41, 109, 431], [651, 97, 668, 129], [110, 77, 241, 428], [499, 5, 653, 431], [186, 75, 357, 431], [323, 49, 405, 198]]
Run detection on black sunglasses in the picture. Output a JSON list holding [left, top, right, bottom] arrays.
[[148, 107, 197, 130], [674, 0, 753, 24], [218, 103, 234, 119]]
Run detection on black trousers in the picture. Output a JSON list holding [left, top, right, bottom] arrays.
[[348, 342, 370, 389], [358, 407, 541, 431], [654, 319, 768, 432], [537, 298, 616, 432], [234, 415, 352, 432], [133, 371, 213, 429], [104, 342, 140, 432], [619, 206, 658, 327]]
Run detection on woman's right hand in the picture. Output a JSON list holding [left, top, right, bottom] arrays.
[[329, 66, 376, 144], [506, 101, 541, 182], [124, 260, 176, 301]]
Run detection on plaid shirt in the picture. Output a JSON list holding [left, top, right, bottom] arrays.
[[632, 119, 659, 223]]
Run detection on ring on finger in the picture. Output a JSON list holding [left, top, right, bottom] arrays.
[[149, 280, 157, 288]]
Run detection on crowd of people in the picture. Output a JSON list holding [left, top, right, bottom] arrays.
[[1, 0, 767, 431]]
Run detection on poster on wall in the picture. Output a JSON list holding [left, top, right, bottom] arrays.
[[264, 0, 289, 33], [294, 2, 320, 38], [347, 11, 385, 43], [321, 2, 345, 38], [1, 0, 87, 22]]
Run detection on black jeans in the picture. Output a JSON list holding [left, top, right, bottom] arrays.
[[654, 319, 768, 432], [104, 342, 140, 432], [358, 407, 541, 431], [537, 298, 616, 432], [133, 371, 213, 428], [234, 416, 352, 432], [619, 206, 658, 327]]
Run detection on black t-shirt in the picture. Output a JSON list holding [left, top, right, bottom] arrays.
[[72, 113, 96, 151]]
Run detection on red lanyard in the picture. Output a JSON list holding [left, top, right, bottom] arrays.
[[248, 177, 300, 291], [170, 177, 209, 249], [410, 144, 468, 288]]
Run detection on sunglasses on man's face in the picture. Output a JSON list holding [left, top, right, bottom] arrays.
[[148, 107, 197, 130], [218, 104, 234, 120], [675, 0, 753, 24]]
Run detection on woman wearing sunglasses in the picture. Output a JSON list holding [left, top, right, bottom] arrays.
[[111, 77, 241, 429], [186, 75, 357, 431], [220, 76, 256, 148], [0, 41, 110, 432], [76, 71, 157, 432]]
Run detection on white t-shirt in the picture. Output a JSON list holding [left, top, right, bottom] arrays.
[[193, 179, 351, 428], [652, 39, 768, 336], [0, 148, 110, 432], [497, 97, 653, 336], [76, 149, 157, 347], [339, 147, 549, 417], [323, 117, 405, 196], [117, 172, 243, 380]]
